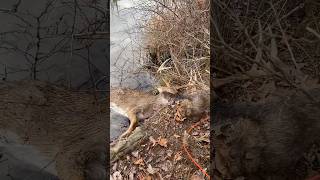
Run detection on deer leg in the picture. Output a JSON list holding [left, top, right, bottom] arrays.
[[119, 110, 138, 139]]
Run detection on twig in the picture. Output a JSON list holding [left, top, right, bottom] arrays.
[[306, 27, 320, 39], [270, 2, 298, 69]]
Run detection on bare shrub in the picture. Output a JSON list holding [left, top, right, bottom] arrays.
[[212, 0, 320, 102], [140, 0, 210, 90]]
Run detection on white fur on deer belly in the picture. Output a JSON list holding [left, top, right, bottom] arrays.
[[110, 103, 128, 117]]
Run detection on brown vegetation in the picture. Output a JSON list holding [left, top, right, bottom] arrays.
[[211, 0, 320, 179], [142, 0, 210, 90], [212, 0, 320, 102]]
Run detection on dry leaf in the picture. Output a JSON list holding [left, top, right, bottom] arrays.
[[173, 134, 181, 138], [137, 173, 145, 180], [174, 104, 186, 122], [190, 174, 205, 180], [112, 171, 123, 180], [174, 151, 182, 162], [129, 172, 135, 180], [138, 174, 154, 180], [196, 134, 210, 143], [112, 162, 118, 171], [145, 175, 152, 180], [158, 137, 168, 147], [134, 158, 145, 166], [132, 151, 139, 158], [156, 172, 164, 180], [147, 164, 156, 174], [149, 136, 157, 147]]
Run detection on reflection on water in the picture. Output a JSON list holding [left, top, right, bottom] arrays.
[[110, 0, 155, 89], [110, 109, 130, 142]]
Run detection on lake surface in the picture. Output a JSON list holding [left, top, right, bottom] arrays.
[[110, 0, 154, 89]]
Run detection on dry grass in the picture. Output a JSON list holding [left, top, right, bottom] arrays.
[[140, 0, 210, 90], [212, 0, 320, 102]]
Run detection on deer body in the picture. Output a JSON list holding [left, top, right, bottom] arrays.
[[110, 88, 165, 139], [0, 80, 107, 180], [110, 86, 210, 139]]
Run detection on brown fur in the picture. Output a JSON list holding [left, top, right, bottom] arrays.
[[111, 87, 210, 139], [110, 88, 165, 139], [180, 90, 210, 119], [0, 80, 107, 180], [212, 90, 320, 180]]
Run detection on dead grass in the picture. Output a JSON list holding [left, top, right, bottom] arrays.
[[140, 0, 210, 90], [212, 0, 320, 103]]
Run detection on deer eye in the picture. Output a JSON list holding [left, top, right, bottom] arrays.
[[151, 89, 159, 95]]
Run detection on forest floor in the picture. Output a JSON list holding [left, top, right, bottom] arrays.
[[110, 103, 210, 180]]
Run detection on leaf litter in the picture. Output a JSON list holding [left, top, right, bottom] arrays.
[[110, 102, 210, 179]]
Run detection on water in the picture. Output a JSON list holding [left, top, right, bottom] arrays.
[[110, 0, 155, 89], [110, 0, 155, 141], [110, 109, 130, 142]]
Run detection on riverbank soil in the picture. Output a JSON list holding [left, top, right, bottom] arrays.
[[110, 104, 210, 180]]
